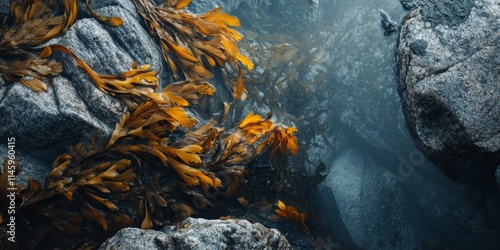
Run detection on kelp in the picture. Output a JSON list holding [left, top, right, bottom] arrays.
[[0, 55, 62, 92], [1, 0, 78, 50], [0, 81, 299, 248], [0, 1, 315, 249], [132, 0, 253, 99], [0, 0, 124, 93], [274, 200, 307, 232]]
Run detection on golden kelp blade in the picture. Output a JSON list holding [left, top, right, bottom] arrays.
[[2, 0, 78, 49], [274, 200, 305, 225], [0, 57, 62, 92], [85, 0, 124, 27], [132, 0, 253, 99], [47, 45, 158, 101], [257, 126, 299, 157], [167, 158, 221, 188]]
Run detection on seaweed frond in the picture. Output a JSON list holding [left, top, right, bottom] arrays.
[[43, 45, 159, 103], [132, 0, 253, 99], [258, 126, 299, 158], [85, 0, 124, 27], [1, 0, 78, 50], [0, 0, 127, 93], [0, 56, 62, 92], [275, 200, 308, 233]]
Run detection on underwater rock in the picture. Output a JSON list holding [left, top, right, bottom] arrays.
[[315, 148, 430, 249], [496, 165, 500, 189], [398, 0, 500, 183], [0, 0, 163, 181], [323, 0, 412, 155], [315, 148, 500, 249], [99, 217, 292, 250], [0, 0, 8, 14], [379, 9, 397, 36]]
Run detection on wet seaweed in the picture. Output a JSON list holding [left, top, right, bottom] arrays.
[[0, 1, 332, 249], [0, 83, 299, 248], [0, 0, 127, 93], [131, 0, 253, 99]]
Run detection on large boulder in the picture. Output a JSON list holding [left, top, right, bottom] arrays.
[[397, 0, 500, 182], [99, 218, 291, 250]]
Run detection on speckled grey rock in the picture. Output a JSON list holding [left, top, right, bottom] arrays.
[[400, 0, 474, 26], [0, 144, 51, 186], [99, 218, 292, 250], [0, 0, 8, 15], [0, 0, 162, 182], [398, 1, 500, 182]]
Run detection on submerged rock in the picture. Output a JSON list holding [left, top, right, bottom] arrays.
[[316, 148, 500, 249], [315, 149, 430, 249], [0, 0, 163, 183], [398, 0, 500, 182], [99, 218, 292, 250], [0, 0, 8, 14], [322, 0, 411, 154], [496, 165, 500, 189]]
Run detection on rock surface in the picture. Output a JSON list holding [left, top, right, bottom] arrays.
[[99, 218, 292, 250], [0, 0, 8, 14], [316, 148, 500, 249], [496, 165, 500, 189], [0, 1, 163, 184], [397, 0, 500, 181], [322, 0, 412, 154], [316, 149, 429, 249]]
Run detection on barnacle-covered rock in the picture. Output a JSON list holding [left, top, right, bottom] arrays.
[[99, 217, 292, 250]]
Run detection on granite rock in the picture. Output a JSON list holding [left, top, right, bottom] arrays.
[[322, 0, 412, 154], [99, 218, 292, 250], [0, 0, 162, 183], [397, 0, 500, 182]]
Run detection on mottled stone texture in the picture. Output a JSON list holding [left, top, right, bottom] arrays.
[[0, 1, 163, 183], [398, 1, 500, 182], [99, 218, 291, 250]]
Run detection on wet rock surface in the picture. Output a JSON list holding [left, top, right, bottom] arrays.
[[316, 148, 500, 249], [0, 0, 163, 184], [315, 149, 429, 249], [398, 0, 500, 182], [400, 0, 474, 27], [322, 0, 412, 155], [99, 218, 292, 250], [496, 165, 500, 189]]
